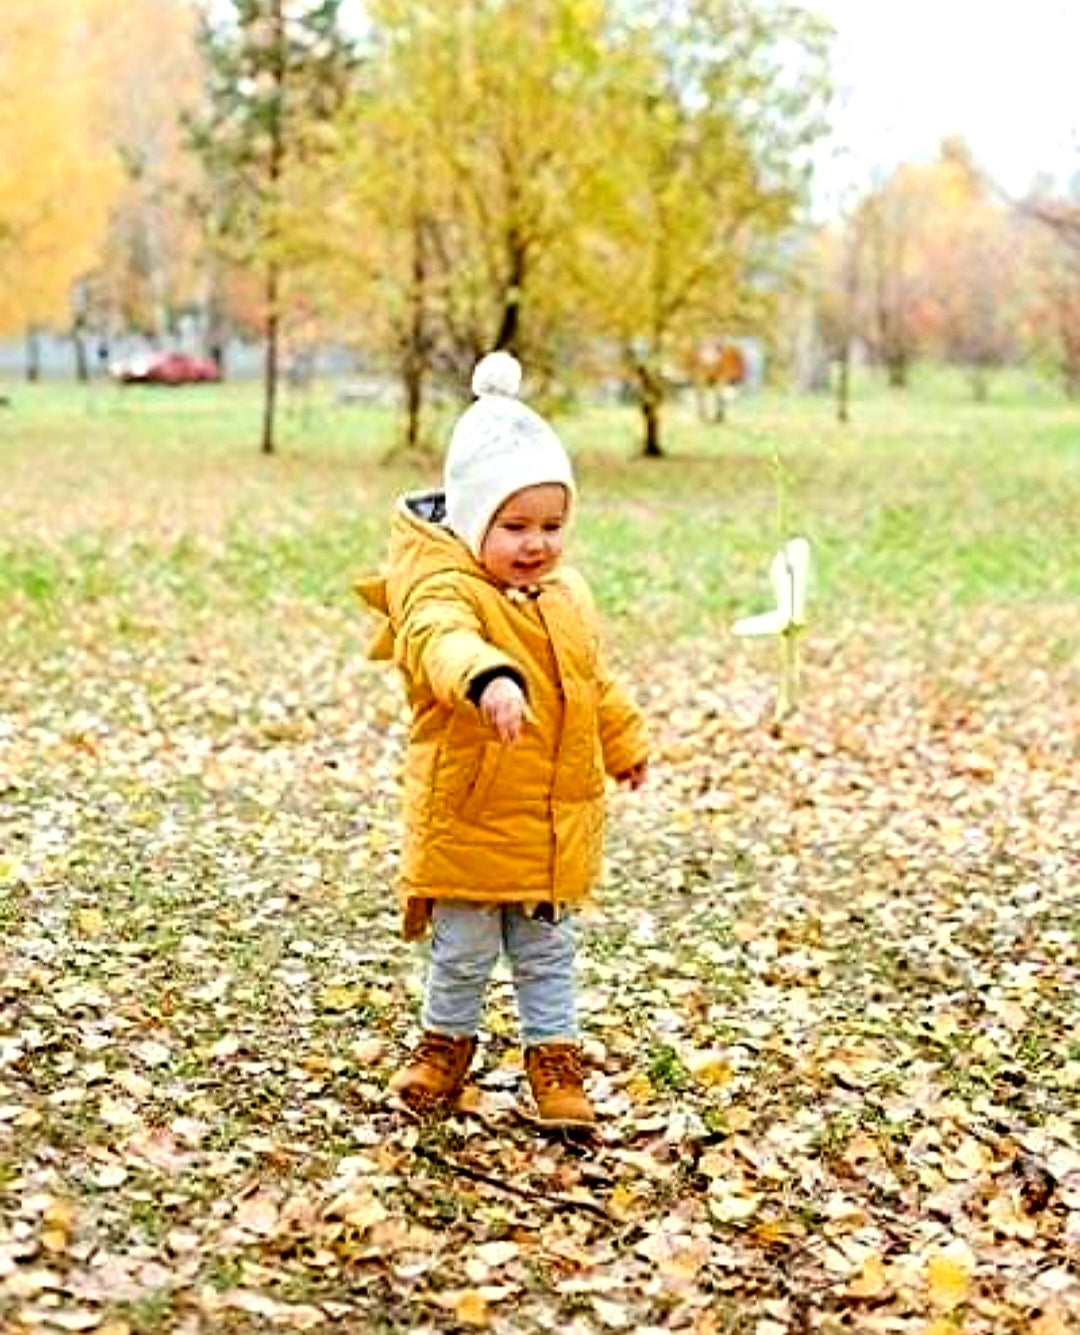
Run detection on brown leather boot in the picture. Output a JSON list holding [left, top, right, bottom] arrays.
[[524, 1042, 596, 1129], [389, 1032, 477, 1113]]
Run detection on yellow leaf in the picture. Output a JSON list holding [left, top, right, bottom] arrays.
[[455, 1290, 491, 1327], [319, 985, 365, 1013], [624, 1073, 654, 1104], [76, 908, 106, 938], [926, 1249, 973, 1308], [606, 1182, 638, 1221], [684, 1049, 734, 1087], [846, 1253, 891, 1298], [43, 1199, 77, 1230]]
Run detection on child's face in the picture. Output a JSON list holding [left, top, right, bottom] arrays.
[[480, 483, 568, 588]]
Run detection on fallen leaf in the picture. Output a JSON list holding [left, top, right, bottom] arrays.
[[926, 1243, 974, 1309], [235, 1193, 280, 1237], [454, 1289, 491, 1327]]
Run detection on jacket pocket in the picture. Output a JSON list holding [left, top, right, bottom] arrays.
[[457, 743, 504, 823]]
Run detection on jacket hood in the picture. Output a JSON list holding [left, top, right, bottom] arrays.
[[355, 491, 485, 660]]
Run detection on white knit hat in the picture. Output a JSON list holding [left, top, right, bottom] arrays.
[[444, 352, 575, 558]]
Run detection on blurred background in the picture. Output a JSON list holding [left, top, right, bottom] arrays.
[[3, 0, 1078, 457]]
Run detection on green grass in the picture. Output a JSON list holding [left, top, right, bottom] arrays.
[[1, 371, 1077, 655]]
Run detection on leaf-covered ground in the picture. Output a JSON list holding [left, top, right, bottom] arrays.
[[1, 386, 1079, 1333]]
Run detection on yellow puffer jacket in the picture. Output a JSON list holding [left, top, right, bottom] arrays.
[[356, 493, 647, 935]]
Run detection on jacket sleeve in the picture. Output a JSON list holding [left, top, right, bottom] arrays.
[[560, 568, 647, 777], [394, 574, 524, 706], [597, 661, 648, 777], [354, 574, 395, 661]]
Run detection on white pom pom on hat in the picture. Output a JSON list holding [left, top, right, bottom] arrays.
[[444, 352, 575, 559], [471, 350, 522, 398]]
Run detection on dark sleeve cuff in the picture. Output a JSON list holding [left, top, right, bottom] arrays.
[[466, 666, 528, 705]]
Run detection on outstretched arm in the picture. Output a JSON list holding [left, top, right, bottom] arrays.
[[395, 576, 524, 708]]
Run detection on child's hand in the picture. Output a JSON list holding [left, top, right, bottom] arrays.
[[617, 760, 648, 790], [479, 677, 529, 743]]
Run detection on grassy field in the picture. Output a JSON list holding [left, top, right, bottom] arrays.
[[2, 373, 1077, 642], [1, 375, 1078, 1333]]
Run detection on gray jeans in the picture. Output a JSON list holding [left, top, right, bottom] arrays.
[[421, 901, 578, 1048]]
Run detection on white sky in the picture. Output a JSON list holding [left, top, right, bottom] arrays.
[[811, 0, 1080, 206]]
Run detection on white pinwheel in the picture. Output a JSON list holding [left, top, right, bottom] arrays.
[[733, 537, 812, 721]]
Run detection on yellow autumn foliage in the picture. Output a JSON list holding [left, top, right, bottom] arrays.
[[0, 0, 122, 332]]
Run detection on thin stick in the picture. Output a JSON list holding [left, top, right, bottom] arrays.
[[413, 1144, 612, 1222]]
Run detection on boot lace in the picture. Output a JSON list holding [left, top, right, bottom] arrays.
[[532, 1045, 583, 1088], [414, 1032, 468, 1074]]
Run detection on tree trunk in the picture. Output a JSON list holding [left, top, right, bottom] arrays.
[[836, 343, 851, 424], [1060, 319, 1080, 398], [494, 227, 526, 352], [260, 0, 286, 457], [205, 271, 228, 379], [641, 397, 662, 456], [261, 261, 280, 456], [72, 330, 90, 383], [838, 223, 861, 425], [970, 368, 989, 403], [25, 326, 41, 383], [886, 353, 908, 388], [634, 361, 664, 457], [712, 388, 727, 425], [402, 215, 429, 452]]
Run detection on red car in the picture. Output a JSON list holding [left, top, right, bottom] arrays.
[[111, 351, 221, 385]]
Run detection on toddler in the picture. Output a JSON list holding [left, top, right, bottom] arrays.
[[357, 352, 647, 1127]]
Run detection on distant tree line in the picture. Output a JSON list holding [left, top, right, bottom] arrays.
[[805, 139, 1080, 416], [1, 0, 1078, 455]]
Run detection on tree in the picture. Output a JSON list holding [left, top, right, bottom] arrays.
[[853, 166, 931, 389], [1021, 206, 1080, 397], [1011, 175, 1080, 396], [574, 0, 832, 455], [806, 209, 864, 422], [276, 0, 460, 454], [919, 141, 1020, 400], [282, 0, 620, 451], [0, 0, 122, 359], [79, 0, 205, 372], [188, 0, 358, 454], [850, 142, 1022, 399]]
